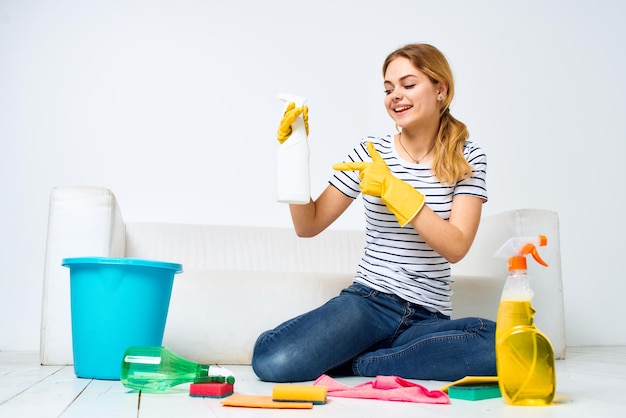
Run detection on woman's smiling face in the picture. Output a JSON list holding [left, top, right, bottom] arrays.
[[383, 57, 443, 130]]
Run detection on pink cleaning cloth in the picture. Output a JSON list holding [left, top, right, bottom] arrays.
[[313, 374, 449, 404]]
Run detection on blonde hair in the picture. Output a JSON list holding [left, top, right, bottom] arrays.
[[383, 44, 472, 184]]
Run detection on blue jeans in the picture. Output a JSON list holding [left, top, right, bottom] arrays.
[[252, 282, 496, 382]]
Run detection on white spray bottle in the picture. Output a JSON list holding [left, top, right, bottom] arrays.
[[494, 235, 555, 406], [276, 93, 310, 204]]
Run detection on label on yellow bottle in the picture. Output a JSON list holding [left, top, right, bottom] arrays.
[[496, 300, 534, 342]]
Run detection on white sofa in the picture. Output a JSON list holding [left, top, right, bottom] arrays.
[[40, 185, 566, 367]]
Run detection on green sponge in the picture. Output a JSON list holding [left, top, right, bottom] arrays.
[[448, 383, 502, 401]]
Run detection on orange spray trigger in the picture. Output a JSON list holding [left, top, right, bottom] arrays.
[[495, 235, 549, 270], [521, 244, 548, 267]]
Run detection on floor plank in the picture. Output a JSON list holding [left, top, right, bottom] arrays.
[[59, 378, 139, 418], [1, 364, 89, 418]]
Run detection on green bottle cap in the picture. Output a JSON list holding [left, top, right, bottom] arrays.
[[194, 376, 227, 384], [196, 364, 235, 385]]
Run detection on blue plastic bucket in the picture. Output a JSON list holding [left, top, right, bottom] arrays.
[[62, 257, 183, 380]]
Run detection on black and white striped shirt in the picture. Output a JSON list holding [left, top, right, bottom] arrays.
[[330, 135, 488, 316]]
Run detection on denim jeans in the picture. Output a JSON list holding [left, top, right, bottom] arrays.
[[252, 282, 496, 382]]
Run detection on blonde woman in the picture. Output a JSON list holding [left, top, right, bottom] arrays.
[[253, 43, 496, 383]]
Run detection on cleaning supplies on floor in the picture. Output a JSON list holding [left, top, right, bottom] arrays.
[[120, 346, 235, 392], [313, 374, 449, 404], [439, 375, 501, 402], [189, 381, 234, 398], [276, 93, 311, 204], [219, 384, 325, 409], [272, 384, 327, 404], [494, 235, 556, 406], [222, 394, 313, 409]]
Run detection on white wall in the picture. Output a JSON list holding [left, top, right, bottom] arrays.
[[1, 0, 625, 351]]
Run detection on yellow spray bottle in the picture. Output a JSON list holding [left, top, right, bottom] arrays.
[[494, 235, 555, 406]]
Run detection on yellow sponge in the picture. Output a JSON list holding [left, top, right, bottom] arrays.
[[272, 384, 327, 405]]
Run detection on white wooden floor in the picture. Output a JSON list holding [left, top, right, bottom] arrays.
[[1, 347, 625, 418]]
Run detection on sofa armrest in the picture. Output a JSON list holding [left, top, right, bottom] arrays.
[[40, 186, 126, 365]]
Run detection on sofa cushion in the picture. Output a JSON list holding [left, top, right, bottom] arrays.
[[163, 269, 354, 364]]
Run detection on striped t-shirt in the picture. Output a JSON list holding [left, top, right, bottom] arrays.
[[330, 135, 488, 316]]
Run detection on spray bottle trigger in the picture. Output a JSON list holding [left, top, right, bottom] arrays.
[[530, 247, 548, 267], [520, 243, 548, 267]]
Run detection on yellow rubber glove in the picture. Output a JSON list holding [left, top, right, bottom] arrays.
[[333, 141, 425, 227], [277, 102, 309, 144]]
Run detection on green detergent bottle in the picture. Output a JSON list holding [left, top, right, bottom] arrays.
[[120, 346, 235, 392]]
